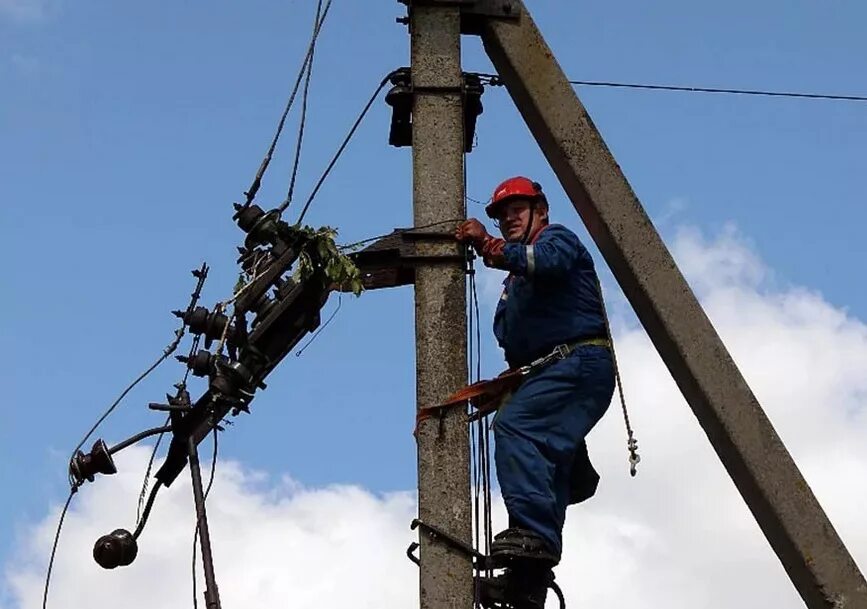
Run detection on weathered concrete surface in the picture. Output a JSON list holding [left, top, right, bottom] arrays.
[[411, 6, 474, 609], [480, 3, 867, 608]]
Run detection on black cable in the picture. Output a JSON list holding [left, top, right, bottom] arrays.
[[68, 334, 184, 487], [137, 415, 170, 524], [136, 333, 200, 522], [42, 487, 77, 609], [295, 294, 342, 356], [244, 0, 334, 206], [474, 71, 867, 102], [192, 429, 219, 609], [567, 79, 867, 102], [133, 481, 163, 540], [337, 218, 465, 252], [294, 73, 393, 224], [282, 0, 323, 212]]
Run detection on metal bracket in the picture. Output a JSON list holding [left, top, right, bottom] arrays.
[[347, 229, 468, 291], [408, 518, 491, 570], [396, 0, 519, 35], [398, 0, 518, 20]]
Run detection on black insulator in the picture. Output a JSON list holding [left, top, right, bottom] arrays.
[[210, 371, 237, 397], [385, 71, 413, 148], [177, 350, 213, 377], [235, 204, 266, 234], [69, 439, 117, 484], [463, 73, 484, 153], [93, 529, 138, 569]]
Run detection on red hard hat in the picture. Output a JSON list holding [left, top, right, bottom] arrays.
[[485, 176, 543, 218]]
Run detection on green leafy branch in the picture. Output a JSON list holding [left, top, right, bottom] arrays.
[[291, 225, 364, 296]]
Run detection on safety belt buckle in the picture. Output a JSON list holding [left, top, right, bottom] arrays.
[[553, 344, 570, 360]]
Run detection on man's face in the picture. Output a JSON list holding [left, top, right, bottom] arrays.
[[495, 198, 548, 242]]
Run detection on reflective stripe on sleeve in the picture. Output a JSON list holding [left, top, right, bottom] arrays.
[[526, 245, 535, 276]]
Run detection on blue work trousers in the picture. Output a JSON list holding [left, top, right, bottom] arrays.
[[494, 345, 615, 557]]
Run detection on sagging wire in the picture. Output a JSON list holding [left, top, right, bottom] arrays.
[[133, 481, 163, 540], [192, 428, 219, 609], [282, 0, 323, 212], [42, 488, 77, 609], [136, 415, 169, 525], [243, 0, 334, 207], [67, 330, 186, 489], [292, 72, 395, 222], [464, 155, 492, 607], [295, 294, 342, 357], [337, 218, 466, 253], [68, 263, 207, 489]]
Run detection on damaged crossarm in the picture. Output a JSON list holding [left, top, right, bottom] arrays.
[[154, 204, 337, 487]]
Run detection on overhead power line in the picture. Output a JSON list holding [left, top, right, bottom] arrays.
[[474, 73, 867, 102], [567, 79, 867, 102]]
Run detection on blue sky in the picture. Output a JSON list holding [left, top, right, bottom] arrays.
[[2, 1, 867, 602]]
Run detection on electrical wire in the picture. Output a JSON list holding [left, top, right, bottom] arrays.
[[293, 73, 394, 222], [42, 487, 77, 609], [567, 79, 867, 102], [137, 415, 170, 525], [68, 332, 185, 487], [282, 0, 323, 211], [473, 72, 867, 102], [192, 428, 219, 609], [244, 0, 334, 206], [337, 218, 465, 252], [295, 294, 342, 356], [133, 481, 163, 540]]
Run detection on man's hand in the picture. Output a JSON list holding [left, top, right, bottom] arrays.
[[456, 218, 507, 269], [455, 218, 489, 246]]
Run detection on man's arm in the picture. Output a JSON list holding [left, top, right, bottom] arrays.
[[461, 222, 580, 277]]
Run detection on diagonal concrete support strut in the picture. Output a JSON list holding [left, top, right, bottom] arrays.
[[479, 3, 866, 607]]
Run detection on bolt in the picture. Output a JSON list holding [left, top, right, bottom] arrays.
[[175, 355, 190, 364], [396, 16, 409, 25]]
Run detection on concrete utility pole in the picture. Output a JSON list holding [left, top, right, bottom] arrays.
[[476, 3, 867, 608], [410, 5, 474, 609]]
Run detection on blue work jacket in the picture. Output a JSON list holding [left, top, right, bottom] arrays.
[[493, 224, 606, 367]]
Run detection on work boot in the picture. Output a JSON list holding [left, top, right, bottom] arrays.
[[490, 527, 559, 568], [478, 565, 553, 609]]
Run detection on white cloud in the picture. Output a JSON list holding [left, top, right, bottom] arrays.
[[4, 224, 867, 609], [0, 0, 51, 23]]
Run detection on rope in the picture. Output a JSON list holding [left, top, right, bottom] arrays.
[[596, 278, 640, 476]]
